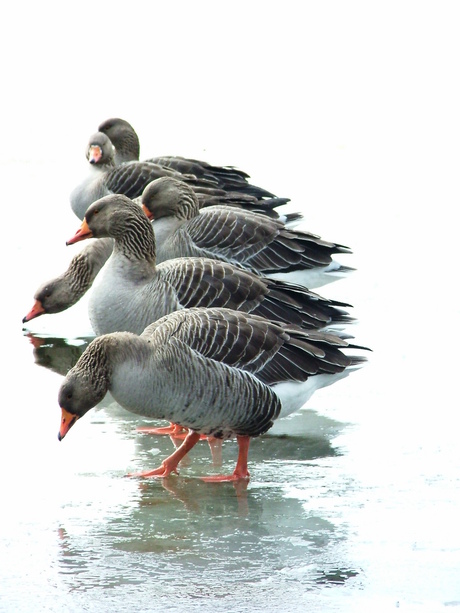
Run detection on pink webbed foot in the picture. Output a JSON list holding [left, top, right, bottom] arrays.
[[126, 430, 202, 479], [125, 463, 178, 479], [136, 422, 188, 436], [201, 435, 251, 482]]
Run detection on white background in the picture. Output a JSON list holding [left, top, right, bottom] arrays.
[[2, 2, 460, 611]]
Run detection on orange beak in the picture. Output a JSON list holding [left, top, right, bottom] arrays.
[[58, 408, 79, 441], [66, 219, 93, 245], [88, 144, 103, 164], [142, 204, 154, 220], [22, 299, 45, 323]]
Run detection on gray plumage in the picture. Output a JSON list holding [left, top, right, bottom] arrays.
[[142, 176, 354, 288], [58, 307, 368, 443], [70, 130, 282, 221], [22, 239, 113, 322], [98, 117, 276, 199], [66, 194, 354, 336]]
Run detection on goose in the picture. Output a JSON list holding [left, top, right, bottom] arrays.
[[57, 306, 368, 481], [70, 132, 210, 221], [141, 177, 354, 289], [23, 239, 113, 324], [65, 193, 354, 337], [70, 132, 284, 222], [62, 190, 358, 445], [64, 192, 355, 444], [97, 117, 277, 198], [22, 185, 331, 327]]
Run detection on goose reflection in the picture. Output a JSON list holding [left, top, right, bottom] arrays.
[[54, 470, 356, 602], [26, 333, 92, 376]]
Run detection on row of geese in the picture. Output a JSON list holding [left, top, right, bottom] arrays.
[[23, 117, 370, 482]]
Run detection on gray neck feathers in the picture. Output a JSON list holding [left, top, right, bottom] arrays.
[[113, 207, 156, 264], [174, 182, 200, 220]]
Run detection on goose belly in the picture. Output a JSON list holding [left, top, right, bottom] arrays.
[[110, 358, 281, 439], [273, 371, 352, 419]]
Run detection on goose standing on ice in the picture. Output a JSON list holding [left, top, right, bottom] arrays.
[[57, 307, 368, 481]]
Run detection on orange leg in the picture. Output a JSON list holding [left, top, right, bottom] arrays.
[[126, 430, 202, 478], [201, 435, 251, 482]]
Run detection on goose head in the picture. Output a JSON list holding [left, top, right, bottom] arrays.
[[141, 177, 200, 221], [57, 336, 112, 440], [98, 117, 140, 163], [86, 131, 116, 167], [66, 194, 150, 245]]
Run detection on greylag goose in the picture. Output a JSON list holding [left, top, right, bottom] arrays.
[[71, 132, 210, 221], [98, 117, 277, 198], [141, 177, 354, 289], [71, 132, 285, 222], [57, 306, 368, 481], [65, 194, 354, 336], [23, 239, 113, 323], [22, 189, 310, 323]]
